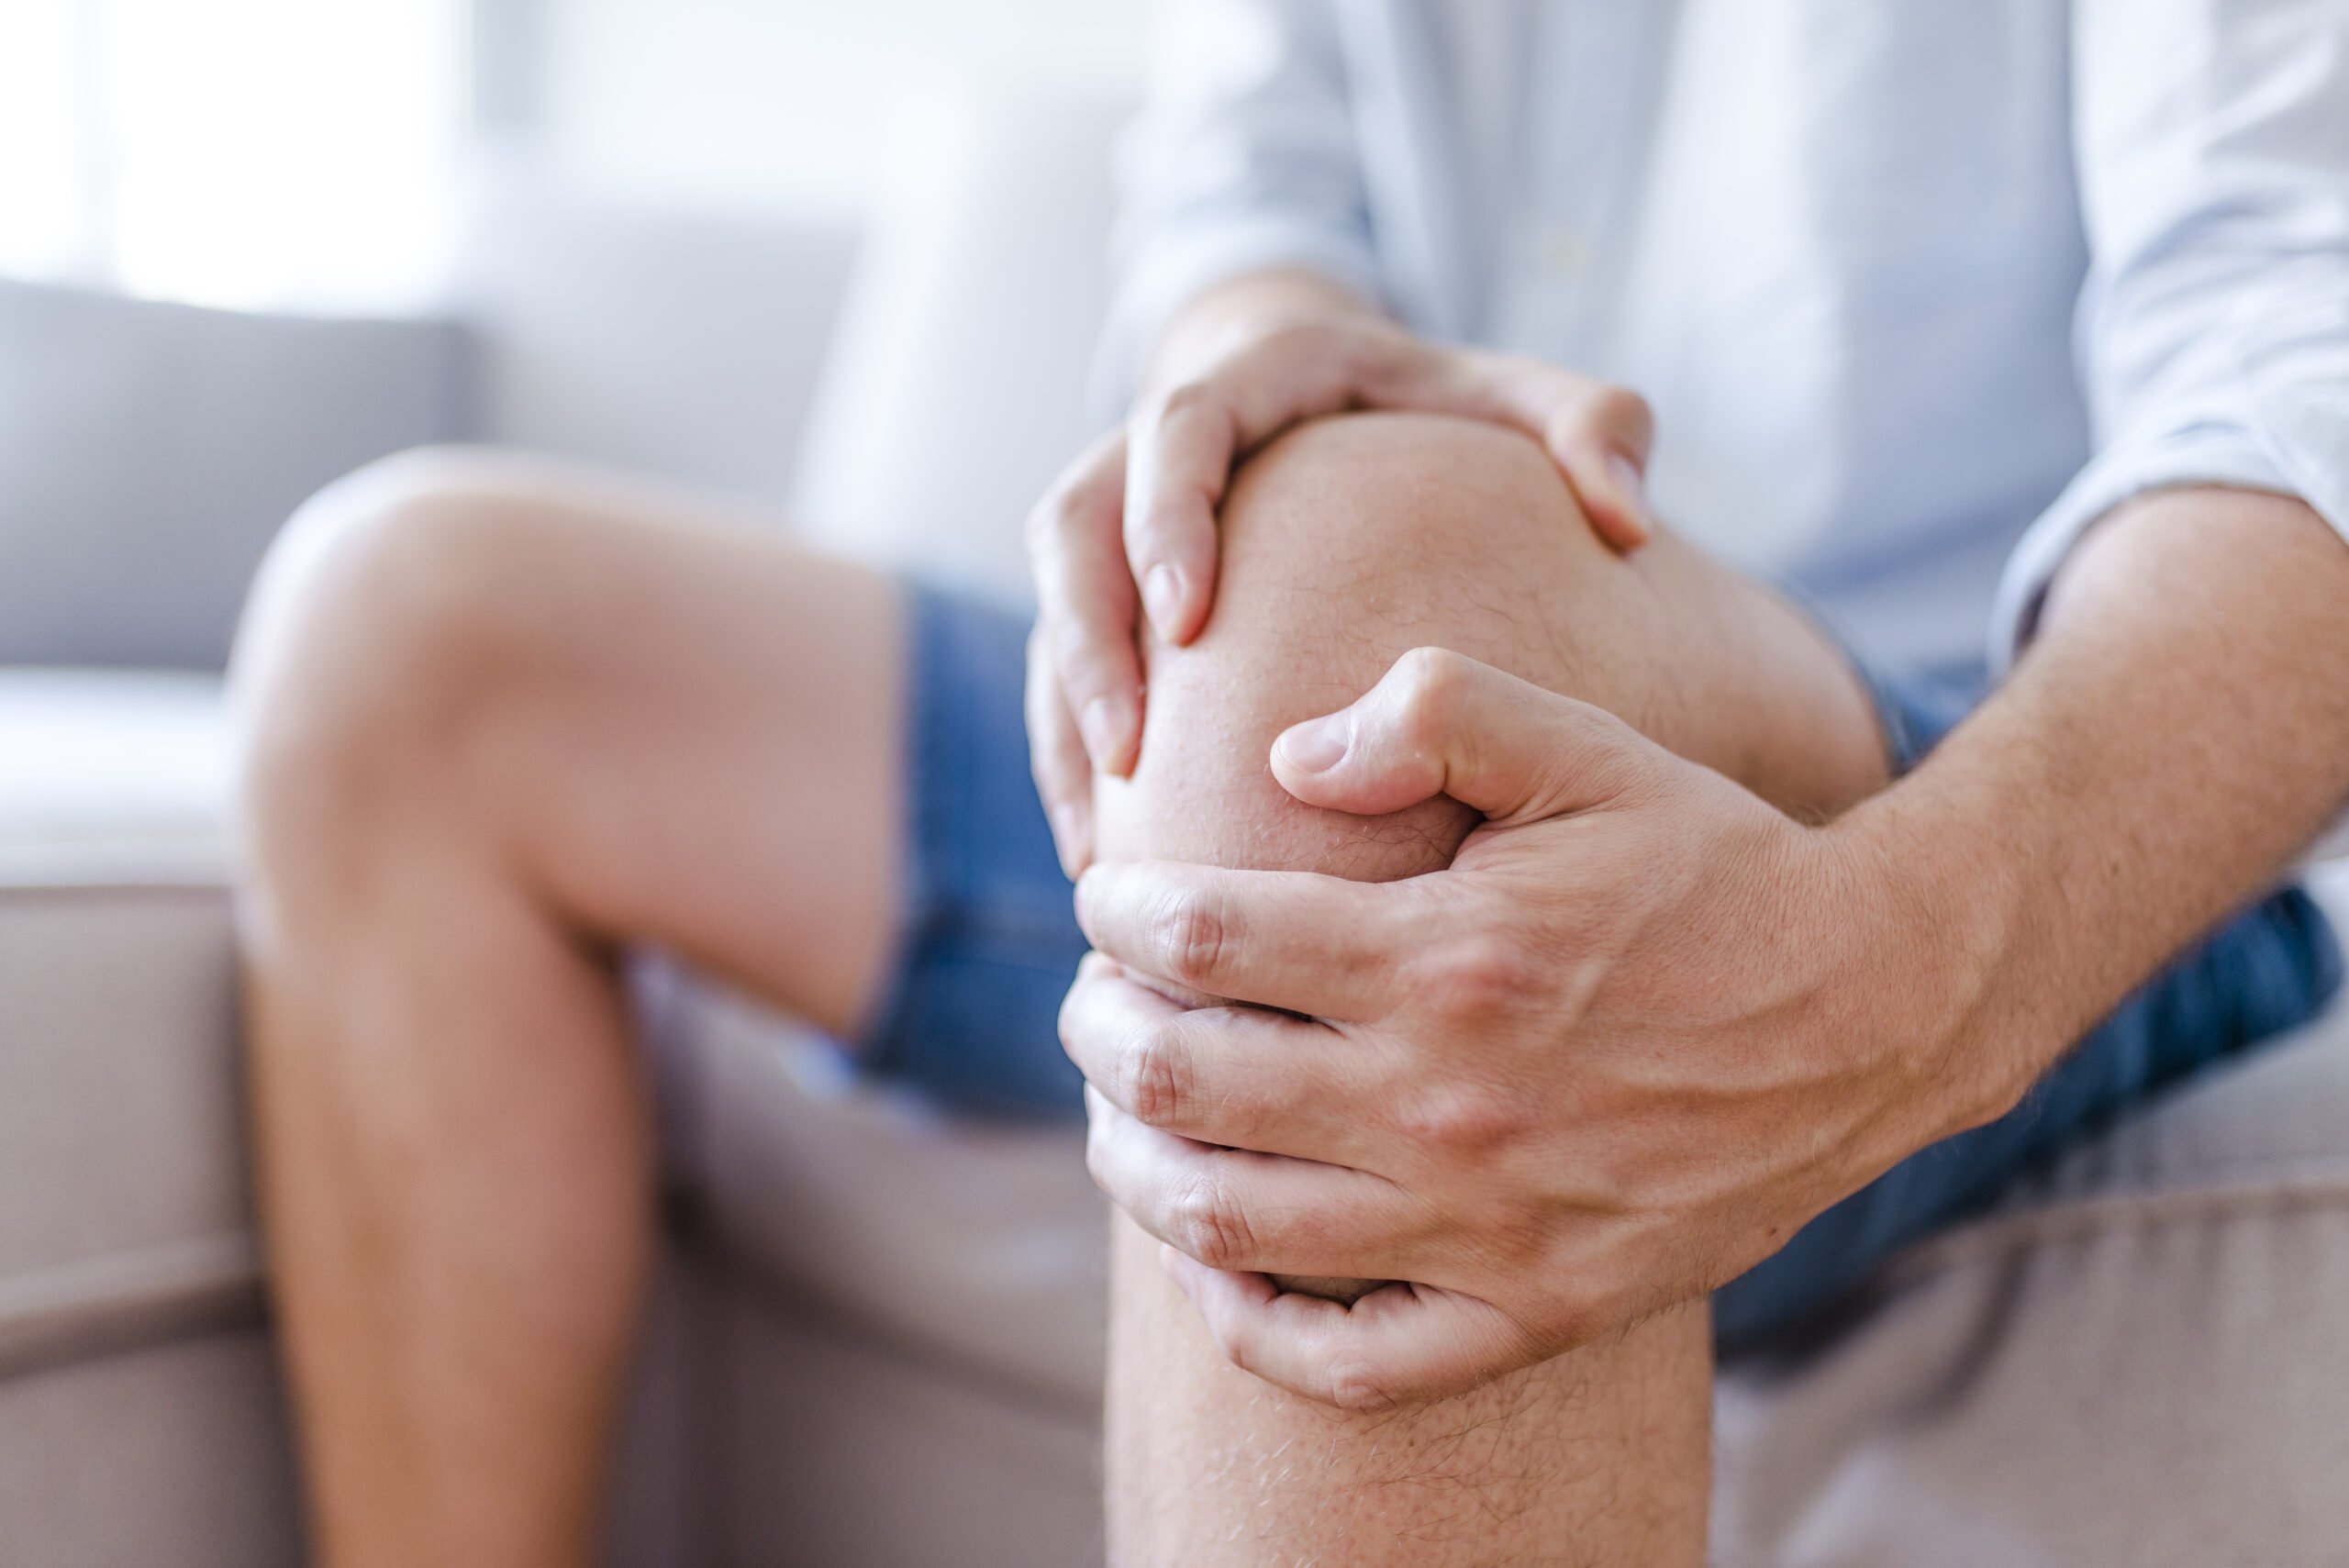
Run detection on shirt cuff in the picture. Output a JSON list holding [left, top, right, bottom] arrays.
[[1990, 403, 2349, 860], [1989, 402, 2349, 672], [1089, 218, 1385, 420]]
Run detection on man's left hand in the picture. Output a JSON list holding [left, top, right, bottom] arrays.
[[1063, 648, 2008, 1408]]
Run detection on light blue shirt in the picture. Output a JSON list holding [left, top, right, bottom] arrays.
[[1099, 0, 2349, 679]]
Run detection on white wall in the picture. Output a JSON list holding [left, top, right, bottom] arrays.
[[0, 0, 467, 312], [527, 0, 1148, 224]]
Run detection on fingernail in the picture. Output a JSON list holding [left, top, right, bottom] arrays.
[[1608, 452, 1651, 530], [1275, 713, 1349, 773], [1080, 697, 1125, 767], [1142, 564, 1184, 638]]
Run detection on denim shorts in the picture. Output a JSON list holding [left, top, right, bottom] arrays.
[[853, 580, 2343, 1349]]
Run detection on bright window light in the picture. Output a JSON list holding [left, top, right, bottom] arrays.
[[0, 0, 95, 281], [0, 0, 466, 313]]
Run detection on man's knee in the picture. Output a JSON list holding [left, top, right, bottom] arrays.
[[232, 446, 551, 868], [1098, 412, 1648, 876]]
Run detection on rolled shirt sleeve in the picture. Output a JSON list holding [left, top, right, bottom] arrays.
[[1092, 0, 1385, 412], [1991, 0, 2349, 664]]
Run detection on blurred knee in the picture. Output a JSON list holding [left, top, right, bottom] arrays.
[[231, 446, 551, 869]]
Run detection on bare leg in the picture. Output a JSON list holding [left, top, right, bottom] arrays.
[[231, 452, 906, 1567], [1093, 413, 1887, 1564]]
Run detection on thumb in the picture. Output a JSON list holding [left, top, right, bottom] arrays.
[[1268, 648, 1656, 824]]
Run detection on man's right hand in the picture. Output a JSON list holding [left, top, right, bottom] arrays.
[[1024, 290, 1661, 876]]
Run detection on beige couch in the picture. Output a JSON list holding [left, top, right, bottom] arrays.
[[4, 90, 2346, 1566]]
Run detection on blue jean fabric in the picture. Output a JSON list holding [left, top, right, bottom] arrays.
[[853, 581, 2343, 1346]]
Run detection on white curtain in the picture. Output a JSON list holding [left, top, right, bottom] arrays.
[[0, 0, 467, 312]]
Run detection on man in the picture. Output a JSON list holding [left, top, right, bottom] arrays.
[[1030, 5, 2349, 1560], [231, 3, 2349, 1565]]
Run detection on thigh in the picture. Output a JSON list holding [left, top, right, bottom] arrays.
[[292, 451, 914, 1039], [397, 456, 1090, 1101]]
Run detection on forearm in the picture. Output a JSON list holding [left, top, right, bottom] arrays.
[[1853, 486, 2349, 1130]]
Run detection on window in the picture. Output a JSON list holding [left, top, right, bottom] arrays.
[[0, 0, 467, 312]]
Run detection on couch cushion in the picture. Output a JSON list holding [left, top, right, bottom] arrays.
[[0, 281, 468, 669], [0, 1332, 302, 1568], [1710, 861, 2349, 1564], [633, 954, 1105, 1415], [787, 85, 1130, 607], [0, 672, 251, 1382], [454, 189, 855, 512], [0, 668, 709, 1562], [0, 670, 231, 887]]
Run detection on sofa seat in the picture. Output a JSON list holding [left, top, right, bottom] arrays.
[[0, 668, 1106, 1567], [6, 664, 2347, 1566], [664, 867, 2349, 1568], [0, 671, 296, 1567]]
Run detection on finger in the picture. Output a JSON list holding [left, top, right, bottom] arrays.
[[1544, 387, 1655, 553], [1373, 349, 1657, 552], [1086, 1087, 1426, 1281], [1162, 1253, 1544, 1410], [1058, 956, 1388, 1162], [1123, 327, 1375, 646], [1074, 860, 1418, 1019], [1122, 321, 1419, 648], [1268, 648, 1661, 825], [1026, 428, 1145, 775], [1474, 359, 1655, 551], [1024, 623, 1094, 876], [1121, 385, 1231, 648]]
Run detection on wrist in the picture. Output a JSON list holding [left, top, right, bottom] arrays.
[[1824, 795, 2041, 1144]]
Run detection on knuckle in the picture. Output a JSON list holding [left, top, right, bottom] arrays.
[[1025, 439, 1121, 554], [1155, 889, 1231, 987], [1121, 1020, 1192, 1129], [1327, 1361, 1400, 1414], [1426, 929, 1537, 1019], [1320, 317, 1416, 384], [1395, 646, 1473, 734], [1049, 616, 1118, 695], [1264, 316, 1351, 369], [1147, 378, 1216, 429], [1397, 1083, 1524, 1154], [1170, 1173, 1253, 1272]]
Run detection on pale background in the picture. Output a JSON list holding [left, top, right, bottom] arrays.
[[0, 0, 1147, 317]]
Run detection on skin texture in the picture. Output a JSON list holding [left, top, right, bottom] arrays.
[[231, 451, 907, 1566], [1088, 410, 1893, 1563]]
